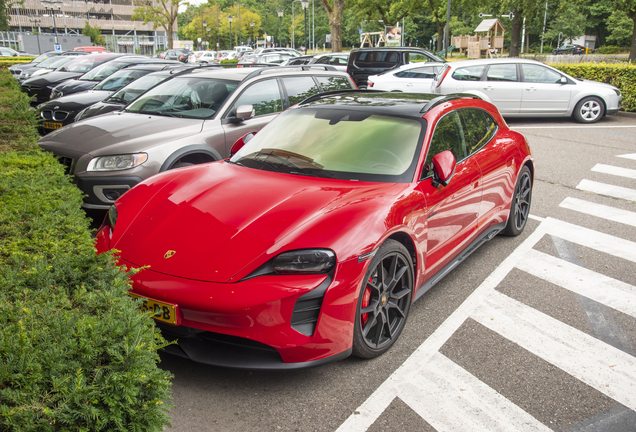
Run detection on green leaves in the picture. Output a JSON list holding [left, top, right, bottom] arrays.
[[0, 71, 173, 432]]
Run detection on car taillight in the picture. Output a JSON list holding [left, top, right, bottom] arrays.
[[435, 66, 451, 88], [368, 82, 374, 87]]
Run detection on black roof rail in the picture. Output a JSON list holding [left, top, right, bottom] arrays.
[[297, 89, 387, 106], [420, 93, 482, 113], [243, 64, 338, 81]]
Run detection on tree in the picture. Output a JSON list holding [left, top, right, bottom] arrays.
[[606, 10, 634, 46], [82, 21, 106, 46], [132, 0, 182, 49], [319, 0, 346, 52], [545, 2, 587, 45], [611, 0, 636, 60]]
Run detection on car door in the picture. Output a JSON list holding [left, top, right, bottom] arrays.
[[280, 76, 320, 107], [220, 78, 284, 155], [458, 108, 515, 227], [519, 63, 572, 115], [416, 110, 482, 279], [401, 65, 443, 93], [481, 63, 522, 114]]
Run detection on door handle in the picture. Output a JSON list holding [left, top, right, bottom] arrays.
[[526, 87, 537, 92], [483, 86, 493, 91]]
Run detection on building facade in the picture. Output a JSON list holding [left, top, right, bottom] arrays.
[[7, 0, 176, 54]]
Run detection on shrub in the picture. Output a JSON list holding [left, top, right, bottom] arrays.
[[0, 71, 173, 431], [597, 46, 625, 54], [549, 62, 636, 112]]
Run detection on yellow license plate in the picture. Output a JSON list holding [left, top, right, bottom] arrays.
[[129, 293, 177, 325], [43, 121, 63, 130]]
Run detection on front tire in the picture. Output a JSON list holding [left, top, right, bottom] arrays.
[[503, 166, 532, 236], [352, 240, 413, 359], [573, 96, 604, 123]]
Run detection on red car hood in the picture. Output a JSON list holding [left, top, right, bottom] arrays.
[[113, 161, 400, 283]]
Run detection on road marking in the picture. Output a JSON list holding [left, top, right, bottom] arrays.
[[559, 197, 636, 228], [472, 291, 636, 411], [516, 249, 636, 318], [592, 163, 636, 180], [618, 153, 636, 161], [577, 179, 636, 202], [337, 218, 636, 431], [399, 352, 553, 432]]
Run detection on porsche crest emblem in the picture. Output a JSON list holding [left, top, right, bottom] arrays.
[[164, 250, 176, 259]]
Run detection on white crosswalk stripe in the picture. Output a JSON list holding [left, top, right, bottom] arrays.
[[577, 179, 636, 202], [618, 153, 636, 161], [337, 154, 636, 432], [591, 163, 636, 180], [559, 197, 636, 228]]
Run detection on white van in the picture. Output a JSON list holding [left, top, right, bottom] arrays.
[[234, 46, 253, 53]]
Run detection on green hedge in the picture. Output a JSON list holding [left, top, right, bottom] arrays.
[[549, 62, 636, 112], [0, 58, 34, 71], [0, 72, 173, 431]]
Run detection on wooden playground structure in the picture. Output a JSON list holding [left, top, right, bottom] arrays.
[[453, 18, 506, 58]]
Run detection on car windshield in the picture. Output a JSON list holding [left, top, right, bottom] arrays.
[[105, 74, 169, 104], [125, 76, 238, 119], [57, 57, 103, 73], [31, 53, 57, 64], [93, 69, 151, 91], [80, 60, 137, 81], [230, 108, 424, 182], [39, 56, 76, 69]]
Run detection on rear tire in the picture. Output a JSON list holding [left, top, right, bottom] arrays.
[[352, 240, 413, 359], [503, 166, 532, 236]]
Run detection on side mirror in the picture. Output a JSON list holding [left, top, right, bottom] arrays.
[[230, 131, 257, 156], [431, 150, 456, 188], [560, 76, 568, 84], [236, 104, 255, 121]]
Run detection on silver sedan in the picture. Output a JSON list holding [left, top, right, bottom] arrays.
[[431, 58, 622, 123]]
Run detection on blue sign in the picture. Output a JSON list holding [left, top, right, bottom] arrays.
[[54, 44, 62, 51], [359, 29, 363, 34]]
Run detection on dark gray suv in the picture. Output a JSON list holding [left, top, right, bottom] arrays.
[[347, 47, 445, 88], [38, 66, 355, 209]]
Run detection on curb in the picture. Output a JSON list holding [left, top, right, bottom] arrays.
[[617, 111, 636, 118]]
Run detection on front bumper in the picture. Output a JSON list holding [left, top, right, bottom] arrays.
[[76, 175, 143, 209], [95, 226, 367, 368]]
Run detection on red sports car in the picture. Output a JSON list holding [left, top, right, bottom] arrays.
[[95, 91, 534, 369]]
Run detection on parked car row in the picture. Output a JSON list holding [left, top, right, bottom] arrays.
[[8, 46, 620, 370]]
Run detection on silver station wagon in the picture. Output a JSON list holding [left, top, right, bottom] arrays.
[[37, 66, 355, 209], [431, 58, 622, 123]]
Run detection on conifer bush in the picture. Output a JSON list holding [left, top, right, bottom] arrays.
[[0, 70, 173, 431]]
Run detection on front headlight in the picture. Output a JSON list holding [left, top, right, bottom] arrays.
[[87, 153, 148, 171], [273, 249, 336, 274], [50, 88, 63, 99], [75, 107, 88, 122], [614, 88, 621, 97]]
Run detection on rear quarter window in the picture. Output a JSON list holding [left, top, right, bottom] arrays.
[[452, 65, 486, 81], [316, 76, 352, 91], [353, 51, 400, 68]]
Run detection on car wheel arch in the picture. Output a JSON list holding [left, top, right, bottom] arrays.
[[160, 145, 222, 172]]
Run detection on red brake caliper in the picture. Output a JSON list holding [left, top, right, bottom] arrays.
[[361, 278, 372, 325]]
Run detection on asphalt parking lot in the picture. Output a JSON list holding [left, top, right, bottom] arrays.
[[154, 113, 636, 432]]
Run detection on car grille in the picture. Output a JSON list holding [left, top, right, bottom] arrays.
[[52, 111, 69, 121], [40, 110, 53, 120], [57, 156, 74, 175]]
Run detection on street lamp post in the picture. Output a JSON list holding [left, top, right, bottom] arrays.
[[206, 27, 210, 50], [301, 0, 309, 54], [31, 18, 42, 54], [216, 6, 220, 50], [228, 15, 233, 50], [277, 9, 283, 48], [201, 19, 207, 51], [238, 3, 242, 46], [249, 22, 255, 48]]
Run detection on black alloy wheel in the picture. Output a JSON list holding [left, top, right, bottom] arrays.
[[352, 239, 413, 358], [503, 166, 532, 236]]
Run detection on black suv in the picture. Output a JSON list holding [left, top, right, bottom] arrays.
[[347, 47, 445, 88]]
